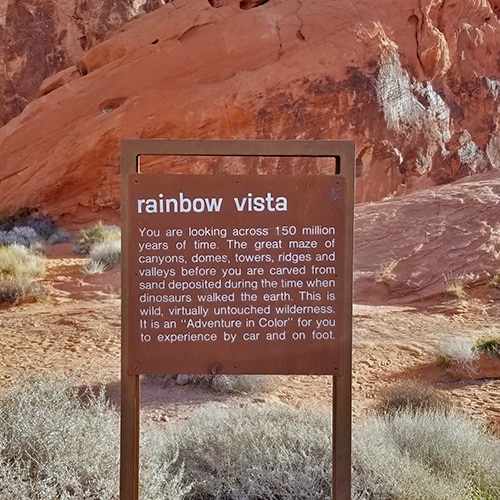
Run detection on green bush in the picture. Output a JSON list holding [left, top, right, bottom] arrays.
[[73, 222, 120, 255], [352, 409, 500, 499], [475, 338, 500, 357]]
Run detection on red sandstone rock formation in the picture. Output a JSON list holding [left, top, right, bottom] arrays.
[[0, 0, 166, 125], [354, 170, 500, 304], [0, 0, 499, 224]]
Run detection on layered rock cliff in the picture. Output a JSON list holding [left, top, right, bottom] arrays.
[[0, 0, 499, 224], [0, 0, 166, 126]]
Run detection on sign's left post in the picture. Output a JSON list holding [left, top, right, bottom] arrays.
[[120, 140, 141, 500]]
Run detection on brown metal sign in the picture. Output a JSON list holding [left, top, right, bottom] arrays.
[[126, 173, 346, 375], [120, 139, 354, 500]]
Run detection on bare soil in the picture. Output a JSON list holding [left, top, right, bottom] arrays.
[[0, 243, 498, 435]]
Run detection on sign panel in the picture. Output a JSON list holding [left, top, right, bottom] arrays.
[[126, 173, 346, 375]]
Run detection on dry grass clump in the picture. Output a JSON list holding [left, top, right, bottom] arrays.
[[74, 222, 121, 273], [487, 274, 500, 289], [0, 378, 120, 499], [352, 408, 500, 499], [73, 222, 120, 255], [154, 402, 332, 499], [0, 244, 45, 281], [0, 244, 46, 304], [82, 239, 121, 273], [443, 278, 468, 298], [0, 378, 331, 499], [190, 374, 275, 395], [375, 259, 399, 282], [375, 379, 452, 416], [435, 337, 479, 377]]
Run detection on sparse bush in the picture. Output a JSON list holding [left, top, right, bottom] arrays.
[[0, 244, 45, 280], [0, 378, 120, 499], [435, 338, 478, 373], [0, 278, 44, 305], [159, 403, 332, 499], [0, 279, 25, 305], [191, 374, 275, 394], [84, 239, 121, 272], [47, 228, 71, 245], [487, 274, 500, 289], [0, 209, 60, 241], [73, 222, 120, 255], [352, 409, 500, 499], [375, 379, 452, 416], [0, 244, 45, 304], [0, 226, 40, 246], [475, 338, 500, 357]]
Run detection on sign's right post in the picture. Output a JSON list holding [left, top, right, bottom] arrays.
[[332, 142, 354, 500]]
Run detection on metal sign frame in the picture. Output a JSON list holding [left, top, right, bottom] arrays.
[[120, 139, 354, 499]]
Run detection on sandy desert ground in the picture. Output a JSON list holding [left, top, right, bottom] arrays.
[[0, 242, 498, 436]]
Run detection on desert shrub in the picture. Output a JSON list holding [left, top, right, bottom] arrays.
[[73, 222, 121, 255], [0, 244, 45, 280], [0, 378, 192, 500], [375, 379, 452, 416], [0, 209, 60, 241], [191, 374, 275, 394], [352, 409, 500, 499], [0, 378, 120, 499], [140, 431, 194, 499], [0, 244, 45, 304], [158, 403, 332, 499], [0, 226, 40, 246], [47, 228, 71, 245], [3, 377, 499, 500], [475, 338, 500, 357], [487, 274, 500, 289], [83, 239, 121, 272], [0, 379, 331, 499], [0, 279, 25, 304], [0, 278, 44, 305], [435, 337, 478, 367]]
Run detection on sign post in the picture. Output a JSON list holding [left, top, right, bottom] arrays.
[[120, 139, 354, 499]]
